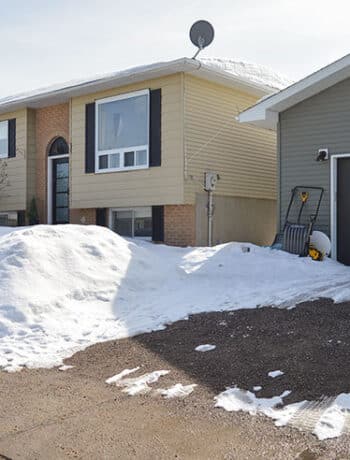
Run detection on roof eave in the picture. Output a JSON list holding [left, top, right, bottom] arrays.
[[239, 53, 350, 130], [0, 57, 277, 115]]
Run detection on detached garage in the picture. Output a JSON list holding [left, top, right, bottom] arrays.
[[239, 54, 350, 265]]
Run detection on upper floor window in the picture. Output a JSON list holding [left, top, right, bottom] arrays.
[[0, 120, 8, 158], [95, 89, 149, 173]]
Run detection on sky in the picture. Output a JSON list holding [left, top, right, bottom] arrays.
[[0, 0, 350, 97]]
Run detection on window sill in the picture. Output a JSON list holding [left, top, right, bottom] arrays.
[[95, 165, 149, 174]]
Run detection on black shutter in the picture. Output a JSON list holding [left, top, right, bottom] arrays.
[[152, 205, 164, 242], [96, 208, 107, 227], [149, 89, 161, 167], [8, 119, 16, 158], [85, 102, 95, 173], [17, 210, 25, 226]]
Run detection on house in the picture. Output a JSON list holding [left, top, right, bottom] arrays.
[[0, 57, 288, 246], [239, 53, 350, 264]]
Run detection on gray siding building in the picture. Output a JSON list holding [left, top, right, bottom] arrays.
[[239, 54, 350, 265]]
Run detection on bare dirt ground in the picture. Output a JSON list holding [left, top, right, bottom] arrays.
[[1, 298, 350, 459]]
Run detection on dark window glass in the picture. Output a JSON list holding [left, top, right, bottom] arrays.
[[49, 137, 69, 156], [113, 210, 133, 236], [134, 216, 152, 237], [56, 193, 69, 207], [56, 207, 69, 223], [124, 151, 135, 167], [99, 155, 108, 169]]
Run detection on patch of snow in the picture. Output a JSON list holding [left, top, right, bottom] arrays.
[[58, 365, 74, 371], [253, 386, 262, 392], [105, 367, 140, 385], [106, 368, 170, 396], [195, 344, 216, 352], [1, 224, 350, 371], [201, 57, 293, 91], [268, 370, 284, 378], [215, 386, 350, 441], [155, 383, 197, 399], [215, 387, 291, 415], [313, 394, 350, 440]]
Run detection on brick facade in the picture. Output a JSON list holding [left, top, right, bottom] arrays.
[[70, 208, 96, 225], [164, 205, 196, 247], [35, 103, 70, 223]]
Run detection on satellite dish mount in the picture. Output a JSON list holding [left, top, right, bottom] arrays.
[[190, 20, 215, 59]]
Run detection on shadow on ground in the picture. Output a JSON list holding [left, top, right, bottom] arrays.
[[132, 298, 350, 403], [68, 297, 350, 405]]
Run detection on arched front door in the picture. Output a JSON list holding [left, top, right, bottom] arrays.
[[48, 137, 69, 224]]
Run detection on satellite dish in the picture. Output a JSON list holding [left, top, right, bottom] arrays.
[[190, 20, 215, 59]]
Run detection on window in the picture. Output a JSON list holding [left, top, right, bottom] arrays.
[[0, 120, 8, 158], [0, 211, 17, 226], [111, 207, 152, 238], [96, 90, 149, 172]]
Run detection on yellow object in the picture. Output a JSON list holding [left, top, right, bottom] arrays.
[[309, 247, 324, 261], [300, 192, 309, 203]]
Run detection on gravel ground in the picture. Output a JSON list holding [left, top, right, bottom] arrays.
[[0, 298, 350, 459]]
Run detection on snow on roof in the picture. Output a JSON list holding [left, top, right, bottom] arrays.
[[0, 57, 292, 113], [239, 53, 350, 130], [201, 57, 293, 91]]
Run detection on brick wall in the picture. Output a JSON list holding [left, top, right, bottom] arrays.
[[70, 208, 96, 225], [35, 103, 70, 223], [164, 205, 196, 247]]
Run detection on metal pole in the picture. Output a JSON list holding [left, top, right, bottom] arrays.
[[208, 190, 213, 247]]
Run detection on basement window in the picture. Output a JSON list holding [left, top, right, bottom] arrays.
[[96, 90, 149, 173], [110, 207, 152, 239]]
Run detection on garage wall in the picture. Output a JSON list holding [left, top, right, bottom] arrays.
[[195, 193, 276, 246]]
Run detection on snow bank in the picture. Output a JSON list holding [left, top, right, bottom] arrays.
[[1, 224, 350, 371], [201, 57, 293, 90]]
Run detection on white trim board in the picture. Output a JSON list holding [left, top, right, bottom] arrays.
[[47, 154, 69, 225], [239, 53, 350, 130], [330, 153, 350, 261]]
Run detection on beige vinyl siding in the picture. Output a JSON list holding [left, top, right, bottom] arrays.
[[184, 75, 277, 203], [26, 109, 36, 207], [70, 74, 184, 209], [0, 109, 27, 212]]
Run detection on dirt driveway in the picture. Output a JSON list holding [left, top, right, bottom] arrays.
[[1, 298, 350, 459]]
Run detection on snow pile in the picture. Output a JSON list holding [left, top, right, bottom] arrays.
[[215, 387, 350, 440], [1, 224, 350, 371], [201, 57, 293, 91]]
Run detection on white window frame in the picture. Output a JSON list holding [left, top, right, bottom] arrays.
[[95, 89, 150, 173], [0, 120, 9, 159], [109, 207, 152, 240], [330, 152, 350, 261]]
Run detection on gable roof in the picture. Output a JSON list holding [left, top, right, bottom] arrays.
[[238, 53, 350, 130], [0, 57, 290, 115]]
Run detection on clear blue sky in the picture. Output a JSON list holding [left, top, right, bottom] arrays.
[[1, 0, 349, 97]]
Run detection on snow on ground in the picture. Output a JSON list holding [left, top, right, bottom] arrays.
[[106, 368, 170, 396], [1, 224, 350, 373], [195, 344, 216, 352], [215, 387, 350, 440], [268, 370, 284, 378], [155, 383, 197, 399]]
